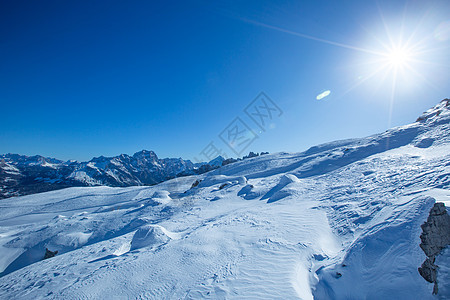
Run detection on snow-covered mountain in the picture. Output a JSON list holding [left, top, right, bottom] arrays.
[[0, 99, 449, 299], [67, 150, 197, 187], [0, 150, 221, 199]]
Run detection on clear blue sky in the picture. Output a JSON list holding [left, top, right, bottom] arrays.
[[1, 0, 449, 162]]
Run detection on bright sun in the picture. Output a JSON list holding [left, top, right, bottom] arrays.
[[385, 47, 412, 68]]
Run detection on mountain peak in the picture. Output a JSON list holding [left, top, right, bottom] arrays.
[[416, 98, 450, 123], [133, 149, 158, 158], [208, 156, 225, 167]]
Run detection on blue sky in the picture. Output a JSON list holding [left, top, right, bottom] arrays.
[[1, 0, 449, 162]]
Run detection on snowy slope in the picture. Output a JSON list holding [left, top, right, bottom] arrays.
[[0, 100, 449, 299]]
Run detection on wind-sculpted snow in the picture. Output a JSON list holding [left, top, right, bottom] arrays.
[[0, 100, 449, 299]]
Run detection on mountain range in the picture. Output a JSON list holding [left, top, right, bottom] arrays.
[[0, 150, 218, 199]]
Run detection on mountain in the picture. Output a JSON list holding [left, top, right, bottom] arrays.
[[207, 155, 226, 167], [67, 150, 196, 187], [0, 99, 449, 299], [0, 150, 201, 199]]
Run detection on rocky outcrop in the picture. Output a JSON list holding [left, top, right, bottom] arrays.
[[418, 202, 450, 294], [416, 98, 449, 123], [43, 248, 58, 260]]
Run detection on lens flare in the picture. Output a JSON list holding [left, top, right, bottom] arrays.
[[316, 90, 331, 100]]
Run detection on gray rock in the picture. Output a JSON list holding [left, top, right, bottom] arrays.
[[418, 257, 437, 283], [418, 202, 450, 295], [43, 248, 58, 260]]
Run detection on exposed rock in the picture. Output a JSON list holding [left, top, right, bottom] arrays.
[[219, 183, 228, 190], [419, 202, 450, 257], [243, 152, 259, 159], [191, 180, 201, 189], [418, 202, 450, 295], [416, 98, 449, 123], [194, 164, 219, 174], [43, 248, 58, 260], [222, 158, 237, 166], [419, 257, 437, 283]]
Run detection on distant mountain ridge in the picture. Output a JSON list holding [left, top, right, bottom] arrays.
[[0, 150, 205, 199]]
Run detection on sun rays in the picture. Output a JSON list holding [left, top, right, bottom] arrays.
[[236, 4, 449, 127]]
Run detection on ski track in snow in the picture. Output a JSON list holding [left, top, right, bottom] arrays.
[[0, 102, 449, 299]]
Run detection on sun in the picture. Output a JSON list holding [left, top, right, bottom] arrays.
[[385, 47, 412, 68]]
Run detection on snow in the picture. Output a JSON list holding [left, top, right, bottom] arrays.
[[40, 161, 59, 169], [208, 155, 225, 167], [130, 224, 181, 250], [0, 101, 449, 299], [0, 163, 20, 175], [68, 170, 101, 185], [436, 246, 450, 298]]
